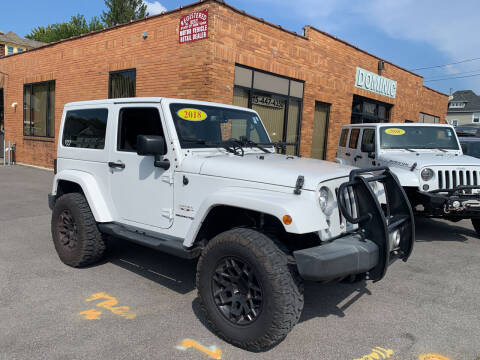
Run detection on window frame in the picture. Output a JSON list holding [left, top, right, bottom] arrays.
[[233, 64, 304, 155], [23, 80, 56, 138], [360, 128, 376, 152], [473, 113, 480, 123], [349, 128, 360, 149], [116, 106, 165, 153], [7, 46, 13, 55], [62, 108, 109, 150], [339, 128, 349, 147], [108, 68, 136, 99]]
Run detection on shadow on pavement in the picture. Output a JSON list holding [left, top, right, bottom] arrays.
[[107, 238, 197, 295], [414, 217, 475, 243]]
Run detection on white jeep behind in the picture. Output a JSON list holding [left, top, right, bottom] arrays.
[[335, 123, 480, 234], [49, 98, 414, 351]]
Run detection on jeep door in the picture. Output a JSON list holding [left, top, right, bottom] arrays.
[[346, 128, 361, 166], [108, 105, 173, 229], [356, 128, 376, 168]]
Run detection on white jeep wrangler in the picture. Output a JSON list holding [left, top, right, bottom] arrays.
[[49, 98, 414, 351], [335, 123, 480, 234]]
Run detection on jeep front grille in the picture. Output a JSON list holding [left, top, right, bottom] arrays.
[[335, 185, 357, 226], [437, 170, 480, 189]]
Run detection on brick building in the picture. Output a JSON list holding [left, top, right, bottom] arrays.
[[0, 0, 448, 169]]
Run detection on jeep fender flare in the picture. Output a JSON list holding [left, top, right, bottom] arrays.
[[184, 187, 327, 247], [52, 170, 114, 223], [388, 167, 420, 188]]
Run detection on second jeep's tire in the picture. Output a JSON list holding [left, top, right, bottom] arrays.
[[51, 193, 106, 267], [196, 228, 304, 351]]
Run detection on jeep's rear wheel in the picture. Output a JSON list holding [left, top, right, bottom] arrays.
[[471, 218, 480, 237], [51, 193, 106, 267], [196, 228, 304, 351]]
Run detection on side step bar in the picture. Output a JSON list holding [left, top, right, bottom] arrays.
[[98, 223, 201, 259]]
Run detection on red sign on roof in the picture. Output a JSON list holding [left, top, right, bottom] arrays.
[[179, 9, 208, 44]]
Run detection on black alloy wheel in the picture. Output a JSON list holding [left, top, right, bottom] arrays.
[[57, 209, 78, 250], [212, 257, 263, 325]]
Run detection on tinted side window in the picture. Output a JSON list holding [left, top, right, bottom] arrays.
[[361, 129, 375, 150], [118, 107, 164, 152], [339, 129, 349, 147], [62, 109, 108, 149], [349, 128, 360, 149]]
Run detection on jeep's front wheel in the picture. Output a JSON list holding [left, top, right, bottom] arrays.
[[471, 218, 480, 237], [51, 193, 106, 267], [196, 228, 304, 351]]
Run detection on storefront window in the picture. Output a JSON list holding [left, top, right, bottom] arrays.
[[351, 95, 391, 124], [109, 69, 136, 99], [23, 81, 55, 137], [419, 112, 440, 124], [233, 65, 304, 155]]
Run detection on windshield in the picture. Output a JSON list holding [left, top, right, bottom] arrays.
[[170, 103, 270, 148], [380, 126, 459, 150]]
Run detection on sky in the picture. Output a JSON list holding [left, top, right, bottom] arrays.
[[1, 0, 479, 96]]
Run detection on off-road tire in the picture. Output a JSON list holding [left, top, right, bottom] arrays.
[[471, 218, 480, 237], [196, 228, 304, 351], [51, 193, 106, 267]]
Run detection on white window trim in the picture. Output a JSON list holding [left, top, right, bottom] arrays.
[[450, 102, 466, 109], [473, 113, 480, 123], [451, 119, 459, 127]]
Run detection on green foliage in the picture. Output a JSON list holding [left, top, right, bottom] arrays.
[[102, 0, 149, 27], [25, 14, 104, 43]]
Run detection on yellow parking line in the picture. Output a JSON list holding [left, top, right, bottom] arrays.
[[176, 339, 222, 359]]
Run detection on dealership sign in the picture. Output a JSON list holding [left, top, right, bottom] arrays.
[[179, 9, 208, 44], [355, 67, 397, 98]]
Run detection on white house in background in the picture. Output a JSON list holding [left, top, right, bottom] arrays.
[[446, 90, 480, 127]]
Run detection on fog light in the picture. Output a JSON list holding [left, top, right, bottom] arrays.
[[423, 184, 430, 191], [389, 229, 401, 249], [452, 201, 461, 209]]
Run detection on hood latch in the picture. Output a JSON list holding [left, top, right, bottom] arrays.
[[294, 175, 305, 195]]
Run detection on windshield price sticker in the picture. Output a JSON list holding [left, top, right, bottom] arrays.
[[177, 108, 207, 122], [385, 128, 405, 136]]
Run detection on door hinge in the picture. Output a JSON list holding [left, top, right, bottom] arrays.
[[161, 172, 174, 185], [161, 208, 174, 220]]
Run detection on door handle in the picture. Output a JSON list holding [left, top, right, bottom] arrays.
[[345, 152, 351, 156], [354, 155, 363, 161], [108, 161, 125, 169]]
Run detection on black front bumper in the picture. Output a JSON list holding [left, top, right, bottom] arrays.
[[416, 186, 480, 218], [293, 167, 414, 282]]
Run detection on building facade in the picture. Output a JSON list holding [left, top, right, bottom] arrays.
[[446, 90, 480, 126], [0, 0, 448, 168]]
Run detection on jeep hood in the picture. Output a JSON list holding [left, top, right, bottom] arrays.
[[181, 153, 355, 190], [379, 151, 480, 169]]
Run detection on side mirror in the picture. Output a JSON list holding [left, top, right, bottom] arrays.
[[137, 135, 170, 170], [361, 142, 375, 154]]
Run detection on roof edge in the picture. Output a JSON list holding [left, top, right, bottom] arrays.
[[422, 85, 449, 97], [305, 26, 423, 79]]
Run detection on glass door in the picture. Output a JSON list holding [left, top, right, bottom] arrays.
[[311, 102, 330, 160]]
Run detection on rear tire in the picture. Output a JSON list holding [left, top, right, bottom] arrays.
[[51, 193, 106, 267], [471, 218, 480, 237], [196, 228, 304, 351]]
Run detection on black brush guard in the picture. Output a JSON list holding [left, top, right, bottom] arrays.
[[337, 167, 415, 281]]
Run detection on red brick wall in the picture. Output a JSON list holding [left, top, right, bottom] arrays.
[[207, 4, 448, 160], [0, 0, 448, 168], [0, 2, 213, 168]]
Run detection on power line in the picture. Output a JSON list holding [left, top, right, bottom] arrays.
[[424, 73, 480, 82], [412, 57, 480, 71], [425, 68, 480, 80]]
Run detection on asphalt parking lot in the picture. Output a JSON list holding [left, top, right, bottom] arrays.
[[1, 165, 479, 360]]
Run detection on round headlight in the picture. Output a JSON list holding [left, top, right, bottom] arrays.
[[421, 168, 434, 181], [389, 229, 401, 250], [319, 187, 329, 212]]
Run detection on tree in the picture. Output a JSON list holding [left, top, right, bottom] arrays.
[[101, 0, 149, 27], [26, 14, 104, 43]]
